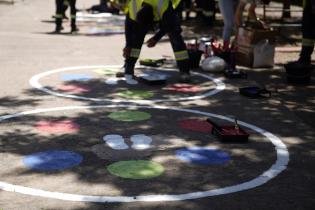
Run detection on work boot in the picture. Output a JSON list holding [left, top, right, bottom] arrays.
[[71, 18, 78, 34], [125, 74, 138, 85], [71, 26, 79, 34], [54, 18, 63, 33], [298, 46, 313, 65]]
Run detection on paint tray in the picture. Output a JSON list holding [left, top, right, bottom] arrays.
[[206, 118, 249, 142], [139, 58, 165, 67], [239, 86, 271, 98], [138, 74, 167, 85]]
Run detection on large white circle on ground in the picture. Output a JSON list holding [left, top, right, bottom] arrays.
[[29, 65, 225, 103], [0, 105, 289, 203]]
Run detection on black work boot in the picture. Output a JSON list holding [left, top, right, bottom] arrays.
[[54, 18, 63, 33], [298, 46, 313, 65], [71, 26, 79, 34], [71, 19, 79, 34]]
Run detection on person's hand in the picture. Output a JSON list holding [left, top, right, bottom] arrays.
[[146, 37, 157, 48], [123, 47, 131, 58]]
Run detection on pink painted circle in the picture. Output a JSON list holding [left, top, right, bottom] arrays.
[[178, 119, 213, 133], [164, 84, 202, 93], [35, 120, 80, 134], [57, 84, 91, 94]]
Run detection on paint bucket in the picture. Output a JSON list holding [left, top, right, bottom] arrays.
[[186, 38, 198, 50], [188, 49, 203, 69], [284, 62, 313, 84], [198, 37, 212, 52]]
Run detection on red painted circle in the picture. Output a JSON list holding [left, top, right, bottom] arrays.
[[164, 84, 202, 93], [35, 120, 80, 134], [178, 119, 212, 133], [57, 84, 91, 94]]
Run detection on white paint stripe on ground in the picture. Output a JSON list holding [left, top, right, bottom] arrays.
[[29, 65, 226, 104]]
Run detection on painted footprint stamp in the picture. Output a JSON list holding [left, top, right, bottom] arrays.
[[103, 134, 128, 150], [130, 134, 152, 150], [92, 134, 154, 160]]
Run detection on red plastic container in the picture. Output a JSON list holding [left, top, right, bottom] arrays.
[[206, 118, 250, 142]]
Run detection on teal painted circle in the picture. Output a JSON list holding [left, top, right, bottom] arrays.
[[108, 111, 151, 122], [107, 160, 164, 179]]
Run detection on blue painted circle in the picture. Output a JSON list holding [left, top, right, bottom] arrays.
[[175, 147, 231, 165], [23, 150, 83, 171], [61, 74, 92, 81]]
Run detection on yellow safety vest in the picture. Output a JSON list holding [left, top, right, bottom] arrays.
[[128, 0, 181, 21]]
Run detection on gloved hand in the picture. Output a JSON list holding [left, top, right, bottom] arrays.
[[146, 37, 157, 48], [123, 47, 131, 58]]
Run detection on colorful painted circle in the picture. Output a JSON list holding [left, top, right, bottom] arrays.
[[61, 74, 92, 81], [164, 84, 202, 93], [175, 147, 231, 165], [23, 150, 83, 171], [35, 120, 80, 134], [57, 84, 91, 94], [93, 68, 117, 75], [178, 119, 213, 133], [116, 90, 154, 100], [108, 111, 151, 122], [107, 160, 164, 179]]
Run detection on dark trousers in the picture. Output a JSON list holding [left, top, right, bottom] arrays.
[[55, 0, 77, 30], [300, 0, 315, 62], [124, 4, 190, 75]]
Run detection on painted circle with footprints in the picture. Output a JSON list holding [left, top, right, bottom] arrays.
[[0, 105, 289, 203], [29, 65, 225, 103]]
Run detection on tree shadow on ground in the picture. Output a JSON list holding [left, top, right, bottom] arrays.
[[1, 63, 315, 209]]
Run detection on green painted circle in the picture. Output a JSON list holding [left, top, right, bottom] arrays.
[[108, 111, 151, 122], [107, 160, 164, 179], [93, 68, 117, 75], [116, 90, 154, 100]]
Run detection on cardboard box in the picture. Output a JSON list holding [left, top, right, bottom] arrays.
[[236, 41, 275, 68], [236, 44, 254, 67], [237, 27, 276, 47]]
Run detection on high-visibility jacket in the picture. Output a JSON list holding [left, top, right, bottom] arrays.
[[128, 0, 181, 21]]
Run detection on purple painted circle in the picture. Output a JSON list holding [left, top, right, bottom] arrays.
[[175, 147, 231, 165], [23, 150, 83, 171]]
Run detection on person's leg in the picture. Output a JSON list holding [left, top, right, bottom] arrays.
[[68, 0, 78, 32], [247, 3, 257, 20], [162, 5, 190, 81], [184, 0, 192, 20], [124, 17, 147, 84], [62, 0, 69, 19], [299, 0, 314, 64], [55, 0, 64, 32], [219, 0, 238, 47]]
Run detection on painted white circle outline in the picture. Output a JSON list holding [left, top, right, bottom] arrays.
[[29, 65, 225, 103], [0, 105, 289, 203]]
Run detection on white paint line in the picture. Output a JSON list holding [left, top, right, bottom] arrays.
[[29, 65, 225, 103], [0, 105, 289, 203], [103, 134, 129, 150], [130, 134, 152, 150]]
